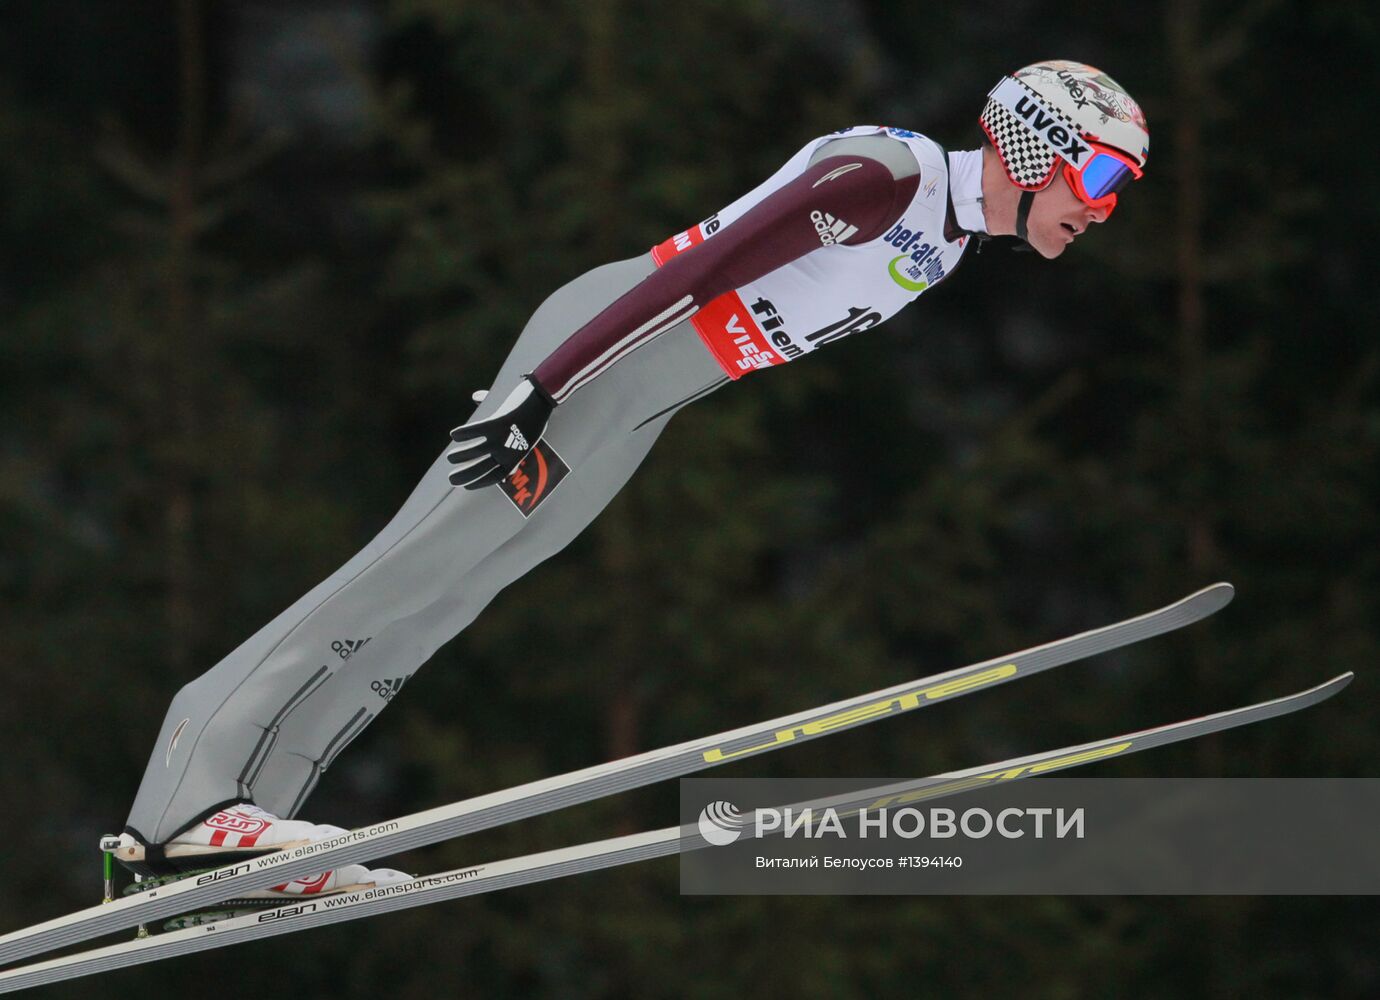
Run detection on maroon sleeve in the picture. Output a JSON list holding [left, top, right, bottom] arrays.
[[532, 155, 919, 402]]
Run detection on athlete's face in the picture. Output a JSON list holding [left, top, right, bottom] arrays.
[[1025, 174, 1111, 259]]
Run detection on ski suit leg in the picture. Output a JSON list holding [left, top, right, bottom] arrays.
[[125, 254, 727, 844]]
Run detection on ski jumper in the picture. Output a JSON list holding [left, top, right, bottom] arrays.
[[125, 127, 985, 847]]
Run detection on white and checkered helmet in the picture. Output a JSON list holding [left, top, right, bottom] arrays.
[[980, 60, 1149, 190]]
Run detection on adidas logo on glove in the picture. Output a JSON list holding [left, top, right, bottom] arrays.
[[504, 425, 529, 451]]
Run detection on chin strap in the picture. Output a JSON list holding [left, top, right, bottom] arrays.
[[1014, 189, 1036, 250]]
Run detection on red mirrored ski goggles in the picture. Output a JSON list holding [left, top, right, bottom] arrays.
[[1061, 142, 1144, 214]]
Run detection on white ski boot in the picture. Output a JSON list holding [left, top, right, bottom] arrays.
[[108, 803, 386, 875], [103, 803, 413, 931]]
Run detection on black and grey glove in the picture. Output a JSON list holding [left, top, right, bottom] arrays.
[[447, 377, 555, 489]]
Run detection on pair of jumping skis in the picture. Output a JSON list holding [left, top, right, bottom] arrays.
[[0, 583, 1353, 993]]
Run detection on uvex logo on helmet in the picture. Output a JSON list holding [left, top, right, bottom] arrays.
[[1055, 69, 1092, 109], [1011, 92, 1090, 163]]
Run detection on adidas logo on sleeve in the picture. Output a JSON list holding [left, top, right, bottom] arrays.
[[810, 209, 859, 246]]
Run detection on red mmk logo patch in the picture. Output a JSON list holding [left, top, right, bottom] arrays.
[[499, 441, 570, 517]]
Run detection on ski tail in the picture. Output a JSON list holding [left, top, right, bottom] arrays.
[[0, 670, 1350, 995]]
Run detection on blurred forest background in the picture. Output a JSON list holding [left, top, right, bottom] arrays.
[[1, 0, 1377, 997]]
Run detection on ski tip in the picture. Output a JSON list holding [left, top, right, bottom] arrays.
[[1315, 671, 1355, 697], [1183, 581, 1235, 616], [1277, 671, 1354, 714]]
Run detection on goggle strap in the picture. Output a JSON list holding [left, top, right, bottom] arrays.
[[986, 77, 1094, 170]]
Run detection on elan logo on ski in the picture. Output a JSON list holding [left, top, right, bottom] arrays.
[[499, 441, 569, 517]]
